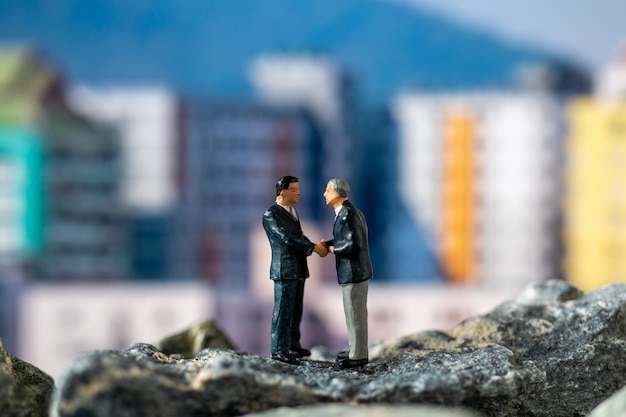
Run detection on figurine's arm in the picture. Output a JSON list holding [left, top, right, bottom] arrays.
[[331, 215, 355, 255], [263, 210, 314, 255]]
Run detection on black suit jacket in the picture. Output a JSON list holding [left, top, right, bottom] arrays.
[[327, 200, 373, 285], [262, 203, 314, 281]]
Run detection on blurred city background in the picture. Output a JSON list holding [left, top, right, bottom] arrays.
[[0, 0, 625, 379]]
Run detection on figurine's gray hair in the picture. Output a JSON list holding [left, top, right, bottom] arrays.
[[328, 178, 350, 198]]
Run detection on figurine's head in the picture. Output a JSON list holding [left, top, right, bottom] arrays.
[[329, 179, 350, 197], [276, 175, 299, 197], [324, 178, 350, 207], [276, 176, 300, 206]]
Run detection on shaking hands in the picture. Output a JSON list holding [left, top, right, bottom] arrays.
[[313, 239, 331, 257]]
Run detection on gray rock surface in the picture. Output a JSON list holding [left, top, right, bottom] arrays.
[[50, 280, 626, 417], [155, 318, 237, 358], [1, 338, 55, 417]]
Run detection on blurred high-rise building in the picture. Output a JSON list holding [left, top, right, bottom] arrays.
[[595, 44, 626, 100], [350, 105, 441, 282], [513, 61, 592, 96], [0, 47, 127, 282], [68, 88, 181, 212], [564, 99, 626, 292], [67, 88, 181, 280], [176, 100, 324, 288], [249, 54, 354, 184], [393, 92, 564, 289], [563, 50, 626, 292]]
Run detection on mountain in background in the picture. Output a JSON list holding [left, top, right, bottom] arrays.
[[0, 0, 577, 102]]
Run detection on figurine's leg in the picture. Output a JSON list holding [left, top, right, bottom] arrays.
[[342, 281, 369, 360], [290, 279, 305, 349], [352, 280, 369, 360], [271, 280, 296, 354], [341, 284, 356, 358]]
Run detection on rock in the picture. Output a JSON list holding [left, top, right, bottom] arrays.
[[0, 337, 55, 417], [50, 280, 626, 417], [155, 319, 237, 358], [244, 404, 484, 416]]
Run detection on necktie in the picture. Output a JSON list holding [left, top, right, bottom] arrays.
[[289, 207, 298, 220]]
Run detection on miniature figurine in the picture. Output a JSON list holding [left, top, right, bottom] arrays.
[[323, 178, 372, 369], [263, 176, 327, 364]]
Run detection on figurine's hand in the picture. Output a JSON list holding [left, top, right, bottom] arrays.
[[313, 242, 328, 257], [328, 245, 334, 254]]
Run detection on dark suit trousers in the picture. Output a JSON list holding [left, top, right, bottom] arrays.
[[271, 279, 305, 354]]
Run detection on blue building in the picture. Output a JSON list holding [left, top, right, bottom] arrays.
[[175, 99, 324, 288]]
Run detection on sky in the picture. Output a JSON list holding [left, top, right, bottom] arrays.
[[400, 0, 626, 71]]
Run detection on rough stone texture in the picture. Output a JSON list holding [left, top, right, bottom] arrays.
[[50, 280, 626, 417], [1, 338, 55, 417], [155, 319, 237, 358]]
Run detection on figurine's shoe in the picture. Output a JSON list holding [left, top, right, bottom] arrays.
[[337, 357, 368, 369], [271, 351, 300, 364], [291, 347, 311, 358], [336, 349, 349, 361]]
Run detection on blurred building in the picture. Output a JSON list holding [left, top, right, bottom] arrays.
[[563, 50, 626, 292], [249, 54, 354, 184], [595, 45, 626, 100], [0, 47, 126, 282], [564, 99, 626, 292], [176, 99, 325, 288], [67, 88, 181, 280], [393, 92, 564, 289], [352, 106, 441, 282], [513, 60, 592, 96]]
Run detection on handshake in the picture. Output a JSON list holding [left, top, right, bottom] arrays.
[[312, 239, 332, 257]]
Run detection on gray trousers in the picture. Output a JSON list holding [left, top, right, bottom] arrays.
[[341, 280, 369, 360]]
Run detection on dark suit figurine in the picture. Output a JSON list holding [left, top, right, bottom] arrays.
[[323, 178, 373, 369], [263, 176, 327, 364]]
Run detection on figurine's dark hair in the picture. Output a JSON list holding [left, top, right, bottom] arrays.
[[328, 178, 350, 198], [276, 176, 299, 196]]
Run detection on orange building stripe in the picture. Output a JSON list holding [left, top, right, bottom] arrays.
[[440, 111, 476, 284]]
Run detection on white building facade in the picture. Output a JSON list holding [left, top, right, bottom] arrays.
[[393, 92, 564, 289]]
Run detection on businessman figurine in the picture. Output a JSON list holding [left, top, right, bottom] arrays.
[[263, 175, 327, 364], [323, 178, 372, 369]]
